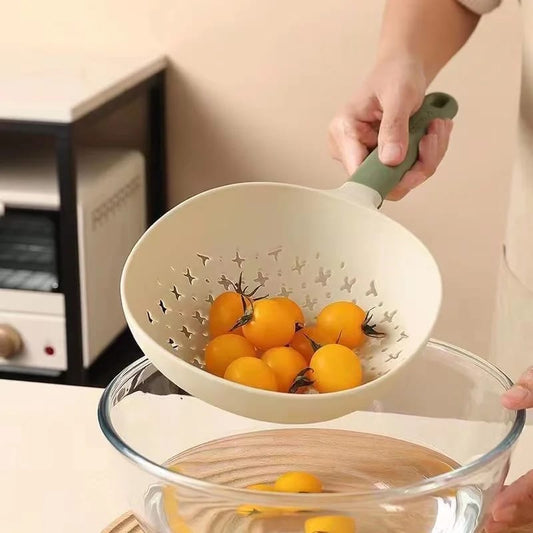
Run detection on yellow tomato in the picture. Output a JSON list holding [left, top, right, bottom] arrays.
[[208, 291, 250, 338], [237, 483, 299, 517], [242, 299, 295, 350], [236, 504, 281, 517], [310, 344, 363, 393], [261, 347, 308, 393], [290, 325, 336, 363], [271, 297, 305, 328], [304, 515, 356, 533], [274, 471, 323, 493], [224, 357, 278, 391], [162, 466, 192, 533], [317, 301, 370, 348], [246, 483, 276, 491], [204, 334, 256, 377]]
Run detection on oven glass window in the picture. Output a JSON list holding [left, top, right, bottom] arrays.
[[0, 209, 59, 292]]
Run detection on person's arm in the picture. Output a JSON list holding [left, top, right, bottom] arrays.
[[328, 0, 480, 200], [377, 0, 480, 84]]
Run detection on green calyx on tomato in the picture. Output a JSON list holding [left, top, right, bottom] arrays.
[[362, 309, 385, 339], [289, 367, 315, 394]]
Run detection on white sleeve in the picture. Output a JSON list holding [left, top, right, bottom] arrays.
[[456, 0, 502, 14]]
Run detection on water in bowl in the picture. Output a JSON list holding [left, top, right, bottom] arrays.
[[143, 429, 484, 533]]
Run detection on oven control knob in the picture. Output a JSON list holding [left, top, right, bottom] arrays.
[[0, 325, 22, 359]]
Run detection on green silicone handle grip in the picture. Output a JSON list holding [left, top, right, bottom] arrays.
[[349, 92, 458, 201]]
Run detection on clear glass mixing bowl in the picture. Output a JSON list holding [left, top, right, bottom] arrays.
[[98, 340, 525, 533]]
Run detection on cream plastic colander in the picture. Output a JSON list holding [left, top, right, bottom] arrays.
[[121, 92, 458, 424]]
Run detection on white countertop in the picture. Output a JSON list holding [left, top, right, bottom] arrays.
[[0, 50, 166, 123], [0, 379, 531, 533]]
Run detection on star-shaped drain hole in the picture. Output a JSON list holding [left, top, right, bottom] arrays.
[[184, 268, 196, 285], [232, 251, 245, 268]]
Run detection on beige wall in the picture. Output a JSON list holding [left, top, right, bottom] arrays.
[[0, 0, 522, 355]]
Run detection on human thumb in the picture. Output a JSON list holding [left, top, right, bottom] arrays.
[[377, 95, 413, 166]]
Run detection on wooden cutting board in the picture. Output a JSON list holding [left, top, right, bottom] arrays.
[[103, 513, 141, 533], [102, 511, 533, 533]]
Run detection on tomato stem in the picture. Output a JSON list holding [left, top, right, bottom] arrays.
[[230, 272, 268, 300], [289, 368, 315, 393], [362, 308, 386, 339], [231, 294, 254, 330], [303, 334, 323, 354]]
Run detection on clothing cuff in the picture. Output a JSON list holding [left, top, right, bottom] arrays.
[[456, 0, 502, 15]]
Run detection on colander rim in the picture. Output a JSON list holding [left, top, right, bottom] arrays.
[[119, 180, 443, 404], [97, 338, 525, 505]]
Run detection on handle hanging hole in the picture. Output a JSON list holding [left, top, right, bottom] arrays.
[[431, 94, 449, 108]]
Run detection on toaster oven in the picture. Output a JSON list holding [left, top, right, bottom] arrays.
[[0, 146, 146, 375]]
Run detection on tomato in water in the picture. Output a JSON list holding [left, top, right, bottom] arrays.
[[246, 483, 275, 491], [304, 515, 356, 533], [274, 471, 323, 493]]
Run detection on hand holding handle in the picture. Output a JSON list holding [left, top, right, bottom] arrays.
[[349, 92, 458, 202]]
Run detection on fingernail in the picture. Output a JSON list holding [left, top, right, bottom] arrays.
[[380, 143, 403, 164], [504, 385, 529, 403], [493, 504, 517, 523]]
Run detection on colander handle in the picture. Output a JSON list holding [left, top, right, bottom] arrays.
[[349, 92, 458, 202]]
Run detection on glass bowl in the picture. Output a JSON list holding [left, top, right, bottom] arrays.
[[98, 339, 525, 533]]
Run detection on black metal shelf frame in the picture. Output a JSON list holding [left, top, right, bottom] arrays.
[[0, 70, 167, 385]]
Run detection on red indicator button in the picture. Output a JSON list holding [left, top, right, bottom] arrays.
[[44, 346, 55, 356]]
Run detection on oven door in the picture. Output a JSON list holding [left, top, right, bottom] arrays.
[[0, 207, 66, 374], [0, 207, 60, 292]]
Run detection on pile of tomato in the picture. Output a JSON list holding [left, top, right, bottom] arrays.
[[239, 471, 356, 532], [203, 275, 384, 394]]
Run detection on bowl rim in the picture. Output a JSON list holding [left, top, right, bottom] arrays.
[[97, 338, 525, 505]]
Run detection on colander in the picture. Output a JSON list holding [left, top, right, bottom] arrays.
[[121, 92, 458, 424]]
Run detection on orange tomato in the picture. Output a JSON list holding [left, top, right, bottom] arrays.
[[242, 299, 295, 350], [162, 465, 192, 533], [317, 301, 369, 348], [304, 515, 356, 533], [290, 326, 336, 363], [246, 483, 276, 491], [271, 297, 305, 328], [224, 357, 278, 391], [261, 347, 308, 393], [310, 344, 363, 393], [208, 292, 250, 338], [204, 334, 256, 377], [274, 471, 323, 493]]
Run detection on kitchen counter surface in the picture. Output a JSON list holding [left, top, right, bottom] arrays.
[[0, 378, 531, 532]]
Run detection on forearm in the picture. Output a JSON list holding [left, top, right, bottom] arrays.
[[376, 0, 480, 84]]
